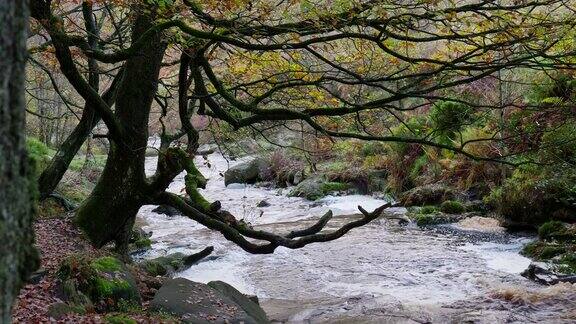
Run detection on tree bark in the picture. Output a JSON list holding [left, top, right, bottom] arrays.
[[0, 0, 39, 321], [38, 107, 99, 199], [76, 13, 167, 250]]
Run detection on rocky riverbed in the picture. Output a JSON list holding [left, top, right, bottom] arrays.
[[137, 151, 576, 323]]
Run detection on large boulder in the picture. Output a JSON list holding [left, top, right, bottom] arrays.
[[207, 281, 269, 324], [289, 177, 349, 201], [57, 255, 141, 311], [224, 158, 268, 186], [150, 278, 269, 324]]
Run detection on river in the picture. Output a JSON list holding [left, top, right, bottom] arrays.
[[137, 151, 576, 323]]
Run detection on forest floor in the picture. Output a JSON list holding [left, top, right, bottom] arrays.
[[12, 215, 172, 323]]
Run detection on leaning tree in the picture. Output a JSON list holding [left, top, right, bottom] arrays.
[[29, 0, 576, 252]]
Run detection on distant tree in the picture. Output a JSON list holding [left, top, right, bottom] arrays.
[[0, 0, 39, 320], [29, 0, 576, 252]]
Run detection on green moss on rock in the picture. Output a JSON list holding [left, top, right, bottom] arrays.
[[57, 255, 141, 311], [106, 315, 137, 324], [440, 200, 465, 214]]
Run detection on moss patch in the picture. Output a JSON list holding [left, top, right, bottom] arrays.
[[440, 200, 465, 214], [57, 254, 141, 311], [106, 315, 137, 324]]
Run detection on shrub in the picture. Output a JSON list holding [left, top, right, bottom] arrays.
[[440, 200, 465, 214], [521, 241, 566, 260], [321, 182, 349, 193], [490, 168, 576, 227], [259, 149, 306, 186], [539, 122, 576, 164], [419, 206, 439, 215], [538, 221, 568, 241], [430, 101, 473, 138], [26, 137, 53, 176], [360, 141, 386, 157]]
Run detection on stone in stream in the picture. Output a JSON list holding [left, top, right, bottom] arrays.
[[257, 200, 271, 207], [521, 262, 576, 285], [224, 157, 268, 186], [150, 278, 270, 324], [152, 204, 183, 217]]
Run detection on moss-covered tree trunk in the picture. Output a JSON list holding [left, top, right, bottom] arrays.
[[38, 108, 100, 199], [76, 13, 167, 250], [0, 0, 39, 320]]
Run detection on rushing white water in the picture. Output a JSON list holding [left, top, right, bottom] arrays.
[[138, 151, 576, 323]]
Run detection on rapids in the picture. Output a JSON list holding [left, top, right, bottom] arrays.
[[137, 150, 576, 323]]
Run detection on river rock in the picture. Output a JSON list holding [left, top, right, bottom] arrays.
[[521, 262, 576, 285], [152, 204, 183, 216], [257, 200, 271, 207], [197, 144, 217, 156], [207, 281, 269, 323], [150, 278, 269, 324], [224, 157, 268, 186]]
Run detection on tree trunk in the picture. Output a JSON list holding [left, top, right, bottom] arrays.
[[76, 13, 167, 250], [0, 0, 39, 320], [38, 106, 99, 199]]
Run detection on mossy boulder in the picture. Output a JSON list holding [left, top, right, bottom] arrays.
[[522, 241, 566, 260], [106, 315, 137, 324], [57, 255, 141, 311], [289, 177, 349, 201], [440, 200, 465, 214], [400, 184, 460, 206], [140, 253, 186, 277], [47, 302, 86, 320], [409, 205, 465, 226], [538, 221, 575, 242]]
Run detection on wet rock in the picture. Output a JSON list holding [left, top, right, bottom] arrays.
[[227, 183, 247, 189], [152, 204, 183, 216], [207, 281, 269, 323], [150, 278, 269, 324], [521, 262, 576, 285], [289, 177, 324, 200], [257, 200, 271, 207], [400, 184, 462, 206], [289, 177, 349, 201], [57, 255, 141, 311], [224, 157, 268, 186], [197, 144, 217, 156]]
